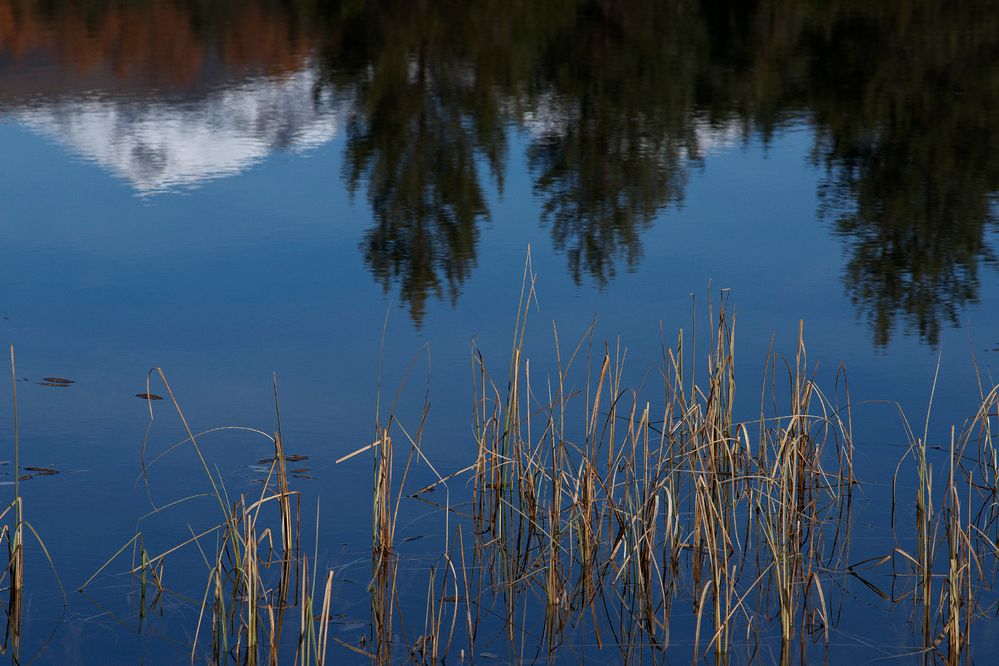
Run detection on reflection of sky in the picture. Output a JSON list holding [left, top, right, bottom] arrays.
[[12, 64, 338, 194]]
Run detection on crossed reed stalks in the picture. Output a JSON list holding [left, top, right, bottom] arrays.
[[465, 265, 855, 663], [73, 263, 999, 664], [80, 370, 333, 666]]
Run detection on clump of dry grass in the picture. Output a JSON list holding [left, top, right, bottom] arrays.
[[73, 262, 999, 664], [327, 291, 999, 663], [463, 265, 856, 662], [81, 370, 333, 666], [886, 361, 999, 664], [0, 346, 24, 661], [0, 347, 64, 664]]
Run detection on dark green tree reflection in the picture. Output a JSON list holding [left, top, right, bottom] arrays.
[[315, 2, 511, 322], [313, 0, 716, 311], [315, 0, 999, 340], [800, 3, 999, 346], [691, 0, 999, 346], [524, 2, 704, 284]]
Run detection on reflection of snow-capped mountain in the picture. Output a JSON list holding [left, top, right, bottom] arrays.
[[14, 64, 338, 195]]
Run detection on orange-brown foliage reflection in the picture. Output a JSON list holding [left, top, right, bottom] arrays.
[[0, 0, 314, 88]]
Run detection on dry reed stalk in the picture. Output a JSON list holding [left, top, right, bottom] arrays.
[[943, 428, 965, 665], [370, 425, 396, 664], [2, 346, 22, 661], [0, 347, 61, 662]]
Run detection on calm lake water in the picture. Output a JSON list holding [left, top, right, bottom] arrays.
[[1, 1, 998, 662]]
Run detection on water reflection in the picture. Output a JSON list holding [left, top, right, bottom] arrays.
[[15, 69, 337, 194], [521, 2, 699, 286], [1, 0, 996, 344], [318, 4, 503, 322], [799, 3, 999, 346], [0, 1, 336, 193]]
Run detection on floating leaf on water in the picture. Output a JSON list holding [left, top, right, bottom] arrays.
[[292, 474, 315, 480], [42, 377, 74, 384], [258, 454, 309, 464], [39, 382, 70, 388], [290, 467, 311, 473], [257, 453, 309, 462], [17, 474, 32, 482], [23, 466, 58, 475], [135, 393, 163, 400]]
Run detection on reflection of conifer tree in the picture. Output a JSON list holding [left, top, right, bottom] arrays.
[[795, 2, 999, 346], [819, 122, 997, 347], [697, 0, 999, 346], [317, 2, 509, 323], [525, 2, 704, 283], [527, 120, 692, 284], [347, 79, 488, 323]]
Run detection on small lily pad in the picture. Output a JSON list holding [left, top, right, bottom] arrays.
[[136, 393, 163, 400], [42, 377, 74, 385]]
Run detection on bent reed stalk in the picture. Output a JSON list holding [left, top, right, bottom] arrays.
[[80, 371, 332, 666], [0, 348, 64, 664]]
